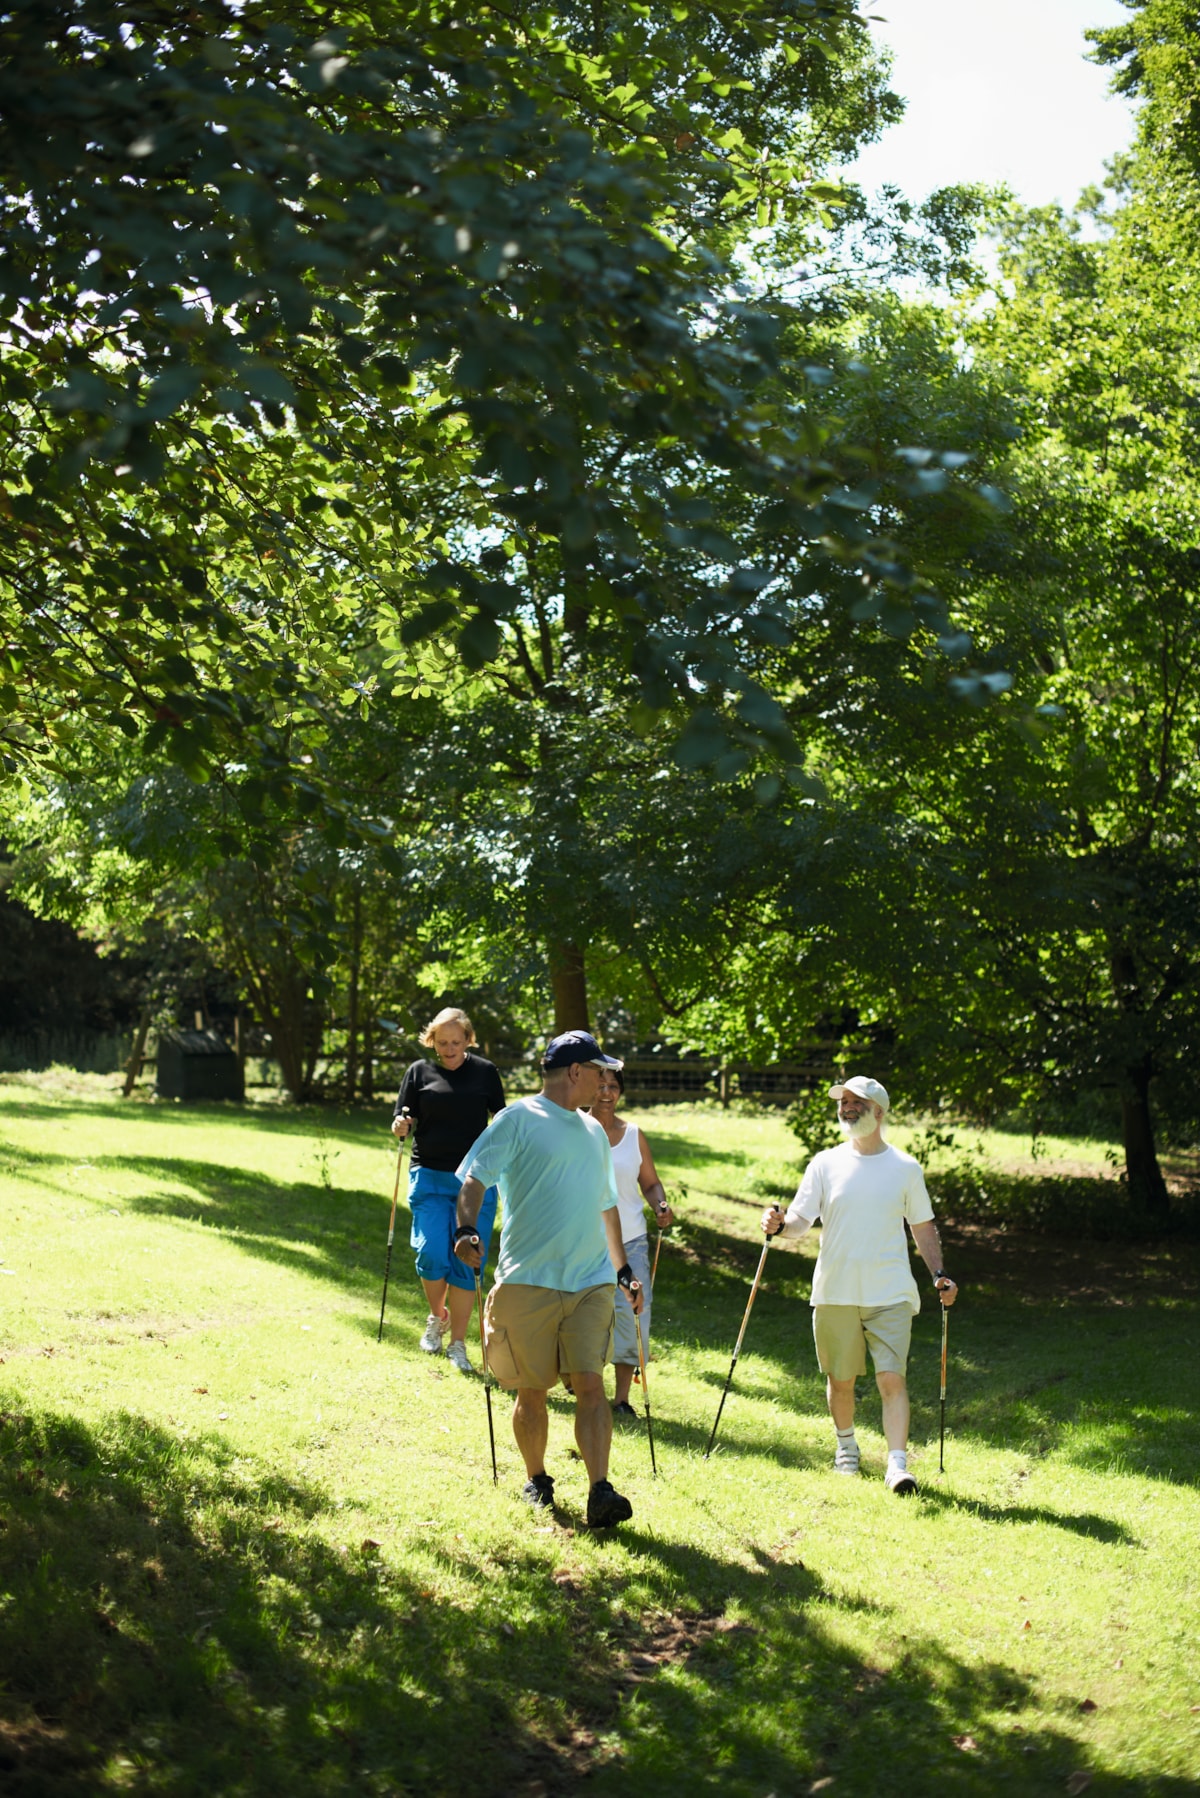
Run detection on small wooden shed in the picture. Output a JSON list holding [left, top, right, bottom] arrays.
[[155, 1028, 244, 1102]]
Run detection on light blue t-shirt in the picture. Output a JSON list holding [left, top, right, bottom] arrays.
[[457, 1094, 618, 1291]]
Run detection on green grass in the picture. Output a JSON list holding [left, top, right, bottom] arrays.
[[1, 1072, 1199, 1795]]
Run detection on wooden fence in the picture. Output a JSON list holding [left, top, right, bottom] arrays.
[[482, 1051, 888, 1108], [2, 1022, 886, 1109]]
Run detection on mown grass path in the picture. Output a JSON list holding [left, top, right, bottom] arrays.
[[1, 1076, 1198, 1795]]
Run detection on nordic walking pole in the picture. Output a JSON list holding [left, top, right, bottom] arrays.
[[704, 1236, 771, 1460], [634, 1301, 657, 1478], [652, 1183, 683, 1292], [475, 1268, 498, 1485], [939, 1300, 949, 1475], [376, 1108, 412, 1342]]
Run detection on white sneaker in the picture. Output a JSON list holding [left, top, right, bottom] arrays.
[[418, 1311, 449, 1354], [885, 1462, 918, 1495], [833, 1442, 860, 1476], [445, 1339, 474, 1374]]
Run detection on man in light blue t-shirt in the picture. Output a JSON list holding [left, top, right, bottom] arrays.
[[453, 1031, 644, 1528]]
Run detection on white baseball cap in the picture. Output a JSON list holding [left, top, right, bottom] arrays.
[[829, 1075, 890, 1113]]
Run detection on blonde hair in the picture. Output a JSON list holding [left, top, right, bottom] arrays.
[[419, 1006, 476, 1049]]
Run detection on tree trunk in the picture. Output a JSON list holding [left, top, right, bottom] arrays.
[[549, 939, 589, 1033], [361, 1014, 375, 1102], [271, 967, 311, 1101], [302, 1000, 323, 1096], [345, 883, 362, 1101], [1120, 1060, 1171, 1221], [122, 1007, 151, 1098]]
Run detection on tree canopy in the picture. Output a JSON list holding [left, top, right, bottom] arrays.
[[1, 0, 998, 821], [4, 0, 1198, 1223]]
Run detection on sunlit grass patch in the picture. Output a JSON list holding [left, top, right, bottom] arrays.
[[1, 1080, 1198, 1794]]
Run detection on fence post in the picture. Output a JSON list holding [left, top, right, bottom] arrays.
[[719, 1065, 730, 1108]]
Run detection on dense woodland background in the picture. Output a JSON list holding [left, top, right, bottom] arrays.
[[2, 0, 1199, 1219]]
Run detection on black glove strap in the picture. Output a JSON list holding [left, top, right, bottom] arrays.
[[453, 1224, 479, 1244], [616, 1263, 636, 1291]]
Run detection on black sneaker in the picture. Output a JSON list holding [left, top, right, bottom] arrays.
[[587, 1479, 633, 1528], [612, 1401, 638, 1420], [521, 1472, 555, 1509]]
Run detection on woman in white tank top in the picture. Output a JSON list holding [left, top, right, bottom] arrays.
[[590, 1066, 674, 1417]]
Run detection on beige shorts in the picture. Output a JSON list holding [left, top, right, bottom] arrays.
[[484, 1282, 615, 1391], [813, 1303, 913, 1380]]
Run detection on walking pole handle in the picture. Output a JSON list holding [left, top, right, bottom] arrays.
[[386, 1109, 413, 1245], [377, 1114, 411, 1341]]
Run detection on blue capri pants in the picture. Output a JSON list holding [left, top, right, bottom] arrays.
[[408, 1165, 498, 1290]]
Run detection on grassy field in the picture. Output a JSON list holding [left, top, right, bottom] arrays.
[[1, 1072, 1198, 1796]]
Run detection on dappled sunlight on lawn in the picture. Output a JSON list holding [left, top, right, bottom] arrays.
[[0, 1400, 1136, 1798], [3, 1083, 1200, 1793]]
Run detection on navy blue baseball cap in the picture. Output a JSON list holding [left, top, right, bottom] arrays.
[[541, 1030, 623, 1071]]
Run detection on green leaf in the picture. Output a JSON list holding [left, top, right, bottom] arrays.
[[460, 614, 502, 668], [674, 710, 729, 769], [240, 364, 296, 408], [142, 367, 203, 421], [400, 602, 456, 645], [735, 688, 787, 733], [714, 749, 751, 780], [561, 503, 596, 549]]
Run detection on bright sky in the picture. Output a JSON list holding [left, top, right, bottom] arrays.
[[844, 0, 1137, 207]]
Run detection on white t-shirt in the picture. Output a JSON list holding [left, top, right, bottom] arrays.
[[783, 1141, 934, 1312], [611, 1123, 648, 1243]]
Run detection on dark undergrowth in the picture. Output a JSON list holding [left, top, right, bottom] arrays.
[[929, 1165, 1200, 1242]]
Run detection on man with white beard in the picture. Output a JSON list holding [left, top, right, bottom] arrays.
[[761, 1076, 958, 1494]]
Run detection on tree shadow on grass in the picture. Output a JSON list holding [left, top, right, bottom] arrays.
[[0, 1093, 395, 1149], [1, 1398, 1165, 1798], [116, 1154, 396, 1293], [0, 1134, 407, 1305]]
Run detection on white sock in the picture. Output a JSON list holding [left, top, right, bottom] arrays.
[[835, 1427, 857, 1447], [888, 1449, 908, 1470]]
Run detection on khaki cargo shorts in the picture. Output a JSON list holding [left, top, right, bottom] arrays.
[[813, 1302, 913, 1380], [484, 1282, 615, 1391]]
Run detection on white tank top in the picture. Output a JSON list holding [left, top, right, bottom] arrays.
[[611, 1122, 647, 1242]]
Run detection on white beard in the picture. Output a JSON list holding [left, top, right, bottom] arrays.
[[839, 1111, 878, 1141]]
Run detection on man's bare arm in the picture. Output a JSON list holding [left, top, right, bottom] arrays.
[[910, 1219, 958, 1305], [452, 1176, 486, 1268]]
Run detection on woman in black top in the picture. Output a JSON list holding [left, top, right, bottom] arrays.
[[392, 1007, 505, 1371]]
